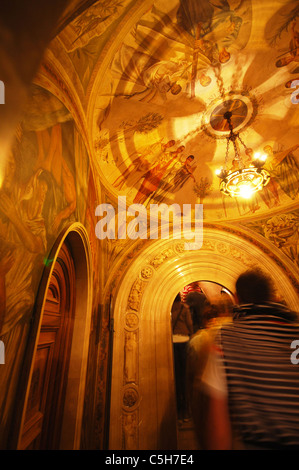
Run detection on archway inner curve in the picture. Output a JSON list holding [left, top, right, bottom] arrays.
[[109, 226, 299, 450]]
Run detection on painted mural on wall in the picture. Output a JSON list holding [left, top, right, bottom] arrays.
[[0, 84, 96, 441], [89, 0, 299, 221], [265, 1, 299, 101], [58, 0, 134, 90], [246, 209, 299, 269]]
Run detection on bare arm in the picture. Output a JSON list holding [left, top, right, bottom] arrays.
[[200, 345, 233, 450], [204, 392, 232, 450]]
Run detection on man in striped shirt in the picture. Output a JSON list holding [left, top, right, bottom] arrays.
[[201, 269, 299, 450]]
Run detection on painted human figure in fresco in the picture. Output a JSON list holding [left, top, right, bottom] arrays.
[[276, 21, 299, 68], [176, 0, 244, 65], [240, 144, 299, 210], [263, 144, 299, 201], [146, 154, 197, 205], [0, 150, 49, 440], [133, 145, 186, 204], [35, 124, 77, 235], [113, 139, 176, 190], [96, 0, 250, 135], [173, 154, 197, 188], [102, 1, 242, 115], [133, 1, 249, 95], [96, 44, 192, 130], [0, 157, 49, 329], [111, 45, 191, 102], [133, 8, 212, 96], [263, 213, 299, 267]]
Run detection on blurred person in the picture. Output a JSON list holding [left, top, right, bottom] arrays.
[[200, 268, 299, 450], [185, 291, 208, 333], [185, 296, 231, 447], [180, 281, 203, 303], [171, 293, 193, 422]]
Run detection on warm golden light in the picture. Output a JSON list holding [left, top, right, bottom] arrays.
[[219, 167, 271, 198], [214, 108, 271, 199], [253, 152, 267, 162], [238, 182, 254, 199]]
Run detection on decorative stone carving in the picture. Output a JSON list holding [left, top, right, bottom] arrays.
[[202, 239, 216, 251], [124, 330, 138, 384], [127, 278, 145, 311], [150, 247, 176, 269], [174, 242, 185, 254], [262, 213, 299, 267], [216, 242, 229, 254], [140, 266, 154, 280], [228, 245, 253, 267], [125, 312, 139, 330], [123, 387, 139, 410], [123, 411, 138, 450], [112, 226, 299, 451]]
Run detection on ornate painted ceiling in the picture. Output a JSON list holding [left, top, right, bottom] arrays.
[[48, 0, 299, 224]]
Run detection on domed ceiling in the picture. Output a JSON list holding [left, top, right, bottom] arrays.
[[66, 0, 299, 222]]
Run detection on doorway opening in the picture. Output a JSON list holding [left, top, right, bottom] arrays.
[[109, 224, 299, 450], [170, 279, 235, 450], [15, 224, 92, 450]]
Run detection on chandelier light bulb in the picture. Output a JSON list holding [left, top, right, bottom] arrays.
[[238, 182, 255, 199], [253, 152, 267, 162], [216, 110, 270, 198], [215, 167, 228, 179]]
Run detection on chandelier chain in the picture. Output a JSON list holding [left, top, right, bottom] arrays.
[[214, 64, 226, 100], [214, 67, 270, 197], [225, 137, 230, 167], [237, 132, 249, 151]]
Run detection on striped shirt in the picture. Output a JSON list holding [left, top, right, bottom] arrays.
[[211, 302, 299, 449]]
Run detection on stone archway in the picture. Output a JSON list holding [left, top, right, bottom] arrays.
[[109, 225, 299, 450]]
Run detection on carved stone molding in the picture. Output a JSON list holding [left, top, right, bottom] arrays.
[[123, 386, 140, 411], [110, 227, 299, 450]]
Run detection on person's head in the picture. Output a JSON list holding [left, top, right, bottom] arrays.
[[35, 173, 49, 205], [263, 145, 273, 155], [176, 145, 185, 154], [235, 269, 275, 304], [165, 140, 175, 148], [199, 74, 212, 87], [245, 148, 253, 158], [186, 155, 194, 163], [185, 291, 208, 330], [219, 48, 230, 63]]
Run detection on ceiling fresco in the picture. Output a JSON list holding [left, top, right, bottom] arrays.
[[64, 0, 299, 222]]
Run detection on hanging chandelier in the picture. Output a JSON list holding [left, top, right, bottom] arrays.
[[215, 110, 271, 199]]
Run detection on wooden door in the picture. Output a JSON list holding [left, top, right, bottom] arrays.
[[19, 242, 76, 449]]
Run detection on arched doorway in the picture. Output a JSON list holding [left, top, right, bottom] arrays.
[[109, 225, 299, 450], [15, 224, 93, 450], [171, 279, 235, 449]]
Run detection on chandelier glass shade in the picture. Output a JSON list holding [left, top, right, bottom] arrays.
[[216, 111, 271, 199]]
